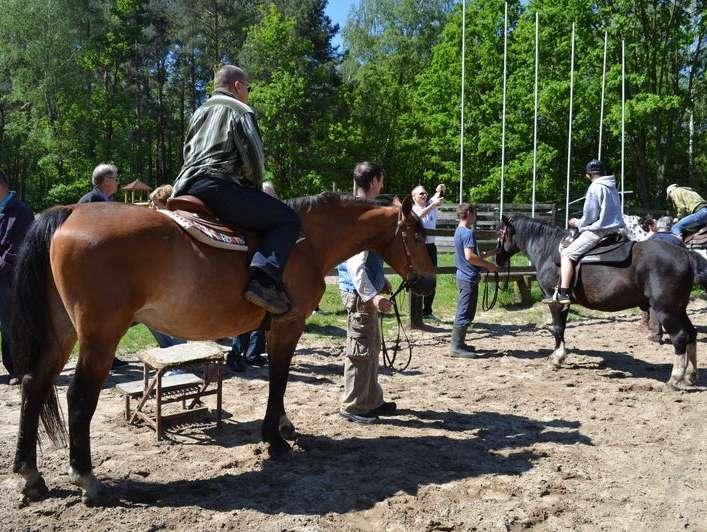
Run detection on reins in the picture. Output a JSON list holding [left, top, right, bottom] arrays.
[[380, 280, 413, 372]]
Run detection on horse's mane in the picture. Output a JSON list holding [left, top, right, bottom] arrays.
[[285, 191, 388, 214], [511, 215, 568, 258]]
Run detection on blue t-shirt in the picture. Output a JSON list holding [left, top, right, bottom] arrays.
[[454, 225, 480, 283]]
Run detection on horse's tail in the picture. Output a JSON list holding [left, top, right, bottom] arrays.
[[10, 206, 73, 446], [688, 250, 707, 291]]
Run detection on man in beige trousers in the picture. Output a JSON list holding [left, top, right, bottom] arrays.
[[336, 162, 396, 423]]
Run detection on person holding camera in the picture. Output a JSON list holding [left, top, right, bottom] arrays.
[[411, 183, 444, 319]]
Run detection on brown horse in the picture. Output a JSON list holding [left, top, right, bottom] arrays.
[[10, 192, 435, 503]]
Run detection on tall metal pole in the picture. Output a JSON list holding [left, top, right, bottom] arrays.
[[620, 39, 625, 213], [531, 11, 539, 219], [598, 31, 607, 160], [500, 2, 508, 219], [459, 0, 466, 204], [565, 22, 575, 228]]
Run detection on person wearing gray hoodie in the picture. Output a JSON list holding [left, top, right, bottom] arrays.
[[545, 159, 625, 305]]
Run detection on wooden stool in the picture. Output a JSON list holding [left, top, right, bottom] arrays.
[[116, 342, 226, 441]]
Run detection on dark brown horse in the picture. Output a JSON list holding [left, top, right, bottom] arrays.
[[496, 215, 706, 389], [10, 193, 434, 503]]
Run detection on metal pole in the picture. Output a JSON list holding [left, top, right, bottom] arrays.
[[531, 11, 539, 219], [598, 31, 607, 160], [459, 0, 466, 204], [620, 39, 625, 213], [500, 2, 508, 219], [565, 22, 575, 228]]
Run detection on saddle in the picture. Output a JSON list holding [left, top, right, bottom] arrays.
[[161, 195, 248, 251], [685, 226, 707, 248], [553, 233, 634, 267]]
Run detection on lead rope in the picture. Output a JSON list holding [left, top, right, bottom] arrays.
[[481, 258, 511, 311], [380, 280, 412, 372]]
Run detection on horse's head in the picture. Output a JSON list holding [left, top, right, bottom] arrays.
[[495, 215, 519, 267], [382, 195, 436, 296]]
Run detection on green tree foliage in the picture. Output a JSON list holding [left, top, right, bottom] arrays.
[[0, 0, 703, 213]]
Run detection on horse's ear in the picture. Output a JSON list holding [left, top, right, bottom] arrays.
[[392, 196, 402, 208], [501, 215, 511, 225], [401, 195, 413, 217]]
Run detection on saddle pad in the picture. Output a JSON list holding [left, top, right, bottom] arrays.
[[554, 239, 634, 266], [159, 209, 248, 251]]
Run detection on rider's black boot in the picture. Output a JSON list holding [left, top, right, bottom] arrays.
[[244, 269, 291, 315]]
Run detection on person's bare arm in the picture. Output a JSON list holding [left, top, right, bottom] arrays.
[[464, 247, 499, 272]]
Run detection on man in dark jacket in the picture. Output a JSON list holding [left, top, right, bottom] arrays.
[[78, 164, 120, 203], [0, 170, 34, 384], [173, 65, 300, 315]]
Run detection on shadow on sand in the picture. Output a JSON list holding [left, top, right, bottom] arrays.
[[84, 409, 591, 515]]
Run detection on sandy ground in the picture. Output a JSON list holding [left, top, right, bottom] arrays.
[[0, 298, 706, 531]]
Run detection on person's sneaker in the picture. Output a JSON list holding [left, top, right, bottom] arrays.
[[245, 354, 268, 367], [423, 313, 441, 321], [227, 355, 247, 373], [542, 290, 571, 305], [370, 401, 397, 416], [111, 357, 129, 369], [244, 277, 291, 315], [339, 411, 378, 424]]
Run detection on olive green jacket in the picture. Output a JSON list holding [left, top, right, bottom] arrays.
[[670, 186, 707, 218], [173, 90, 265, 196]]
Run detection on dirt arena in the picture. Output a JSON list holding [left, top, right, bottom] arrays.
[[1, 299, 705, 531]]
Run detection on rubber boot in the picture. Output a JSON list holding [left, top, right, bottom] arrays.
[[448, 324, 476, 358]]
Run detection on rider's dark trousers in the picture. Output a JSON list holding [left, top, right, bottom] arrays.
[[184, 177, 301, 283]]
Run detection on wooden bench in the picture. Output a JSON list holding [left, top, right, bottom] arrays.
[[116, 342, 227, 441]]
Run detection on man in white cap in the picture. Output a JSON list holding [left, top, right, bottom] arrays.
[[666, 184, 707, 240]]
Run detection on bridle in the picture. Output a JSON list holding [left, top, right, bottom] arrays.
[[394, 208, 420, 286], [380, 208, 425, 372], [481, 219, 512, 311]]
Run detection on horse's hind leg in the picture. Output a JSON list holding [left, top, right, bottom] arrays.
[[14, 301, 76, 501], [659, 310, 696, 390], [262, 318, 305, 458], [67, 335, 122, 504], [685, 324, 698, 386]]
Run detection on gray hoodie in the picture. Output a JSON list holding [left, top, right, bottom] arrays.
[[577, 175, 625, 234]]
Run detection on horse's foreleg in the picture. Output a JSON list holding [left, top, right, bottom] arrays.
[[68, 340, 117, 504], [548, 304, 569, 368], [262, 319, 304, 459]]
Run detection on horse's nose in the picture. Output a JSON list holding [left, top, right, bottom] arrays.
[[409, 274, 435, 296]]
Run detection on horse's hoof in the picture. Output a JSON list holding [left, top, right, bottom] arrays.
[[665, 379, 695, 392], [268, 440, 292, 461], [69, 468, 106, 506], [548, 356, 562, 369], [20, 474, 48, 502], [279, 422, 297, 441], [647, 335, 662, 344]]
